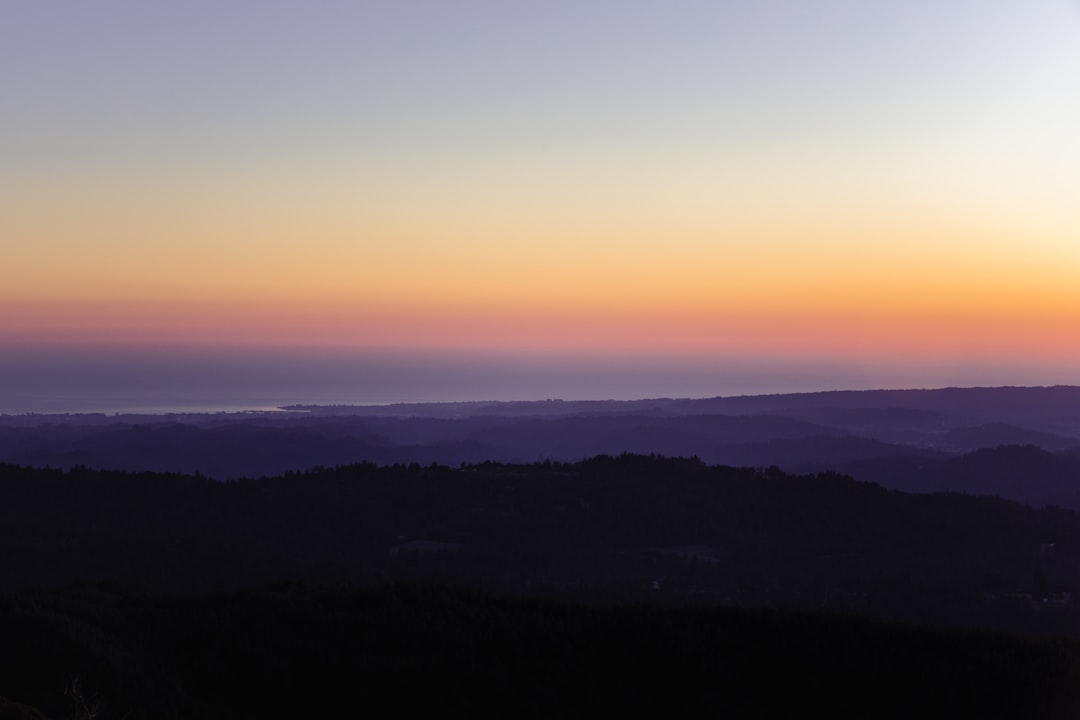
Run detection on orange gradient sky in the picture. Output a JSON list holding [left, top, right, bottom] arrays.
[[3, 1, 1080, 395]]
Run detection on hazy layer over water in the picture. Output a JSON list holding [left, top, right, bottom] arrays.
[[2, 346, 1074, 415]]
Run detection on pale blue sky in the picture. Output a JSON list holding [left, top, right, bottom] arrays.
[[6, 1, 1077, 166]]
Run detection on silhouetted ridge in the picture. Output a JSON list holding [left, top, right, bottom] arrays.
[[3, 456, 1080, 637]]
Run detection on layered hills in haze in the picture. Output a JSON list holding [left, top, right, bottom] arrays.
[[3, 386, 1079, 509]]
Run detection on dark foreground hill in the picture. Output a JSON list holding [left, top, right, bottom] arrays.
[[4, 583, 1080, 720], [4, 456, 1080, 637], [7, 455, 1080, 717]]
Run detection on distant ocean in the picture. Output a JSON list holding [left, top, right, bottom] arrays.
[[0, 388, 678, 417], [2, 346, 1067, 416], [0, 396, 303, 416]]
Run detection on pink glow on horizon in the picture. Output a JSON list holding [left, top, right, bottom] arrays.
[[4, 298, 1080, 369]]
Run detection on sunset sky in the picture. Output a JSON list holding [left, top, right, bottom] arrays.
[[3, 1, 1080, 405]]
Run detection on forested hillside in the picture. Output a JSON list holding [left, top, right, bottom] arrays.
[[3, 456, 1079, 636]]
